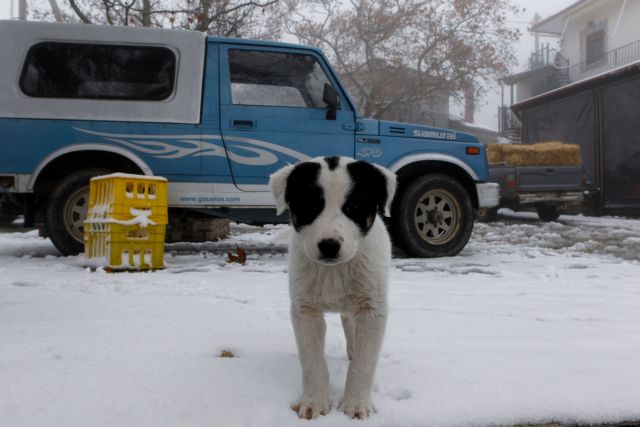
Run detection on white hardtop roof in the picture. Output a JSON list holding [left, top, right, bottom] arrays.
[[0, 20, 206, 124], [0, 19, 206, 45]]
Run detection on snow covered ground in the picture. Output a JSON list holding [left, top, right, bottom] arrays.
[[1, 211, 640, 427]]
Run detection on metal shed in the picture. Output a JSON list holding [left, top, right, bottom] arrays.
[[512, 61, 640, 216]]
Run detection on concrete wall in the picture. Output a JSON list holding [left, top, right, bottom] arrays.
[[515, 80, 533, 104], [561, 0, 640, 66]]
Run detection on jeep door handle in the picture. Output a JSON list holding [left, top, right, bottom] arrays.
[[231, 119, 256, 129]]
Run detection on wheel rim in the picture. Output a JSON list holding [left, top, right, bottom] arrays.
[[414, 189, 461, 245], [63, 186, 89, 244]]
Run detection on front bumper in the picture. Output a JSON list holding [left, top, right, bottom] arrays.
[[476, 182, 500, 208]]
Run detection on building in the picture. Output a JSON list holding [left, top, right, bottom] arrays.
[[502, 0, 640, 215], [342, 65, 499, 145]]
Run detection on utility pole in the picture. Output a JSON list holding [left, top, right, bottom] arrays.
[[18, 0, 27, 20], [49, 0, 63, 21]]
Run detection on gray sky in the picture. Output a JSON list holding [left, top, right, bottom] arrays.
[[0, 0, 578, 129], [1, 0, 11, 19]]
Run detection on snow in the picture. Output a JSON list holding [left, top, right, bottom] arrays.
[[458, 121, 498, 132], [85, 208, 157, 227], [2, 211, 640, 426], [91, 172, 168, 182]]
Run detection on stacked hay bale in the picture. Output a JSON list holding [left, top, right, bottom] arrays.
[[487, 143, 506, 164], [487, 142, 581, 166]]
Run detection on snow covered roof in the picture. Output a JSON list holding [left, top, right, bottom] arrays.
[[512, 58, 640, 112]]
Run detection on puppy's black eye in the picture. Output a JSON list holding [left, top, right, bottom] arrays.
[[306, 200, 322, 211], [343, 194, 374, 217], [343, 200, 360, 215]]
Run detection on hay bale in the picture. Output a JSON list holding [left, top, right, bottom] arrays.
[[502, 144, 532, 166], [500, 142, 581, 166], [486, 144, 505, 164], [533, 142, 581, 166]]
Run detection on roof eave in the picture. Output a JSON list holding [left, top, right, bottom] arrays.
[[530, 17, 565, 36], [511, 60, 640, 113], [530, 0, 597, 35]]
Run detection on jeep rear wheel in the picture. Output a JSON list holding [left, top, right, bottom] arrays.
[[45, 168, 109, 255], [391, 174, 474, 258]]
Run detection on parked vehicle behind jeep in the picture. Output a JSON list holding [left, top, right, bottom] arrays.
[[0, 20, 499, 258], [479, 142, 585, 222], [480, 165, 584, 222]]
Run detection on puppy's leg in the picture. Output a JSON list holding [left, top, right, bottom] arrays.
[[290, 305, 330, 420], [339, 305, 387, 419], [340, 313, 355, 361]]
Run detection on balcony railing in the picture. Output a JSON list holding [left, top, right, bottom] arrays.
[[528, 43, 568, 71], [568, 40, 640, 83]]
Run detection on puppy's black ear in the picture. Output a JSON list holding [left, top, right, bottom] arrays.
[[347, 161, 397, 217], [372, 163, 397, 216], [269, 164, 296, 215]]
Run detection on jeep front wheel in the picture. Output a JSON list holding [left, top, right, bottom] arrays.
[[45, 168, 109, 255], [391, 174, 474, 258]]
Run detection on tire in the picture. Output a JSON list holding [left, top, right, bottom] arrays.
[[0, 213, 19, 225], [0, 195, 22, 225], [476, 207, 498, 223], [535, 204, 560, 222], [45, 168, 110, 255], [391, 174, 474, 258]]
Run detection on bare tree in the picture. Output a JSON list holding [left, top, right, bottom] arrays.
[[29, 0, 290, 39], [48, 0, 64, 21], [290, 0, 522, 120], [165, 0, 288, 38]]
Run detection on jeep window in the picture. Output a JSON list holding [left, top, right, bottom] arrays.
[[229, 49, 334, 108], [19, 42, 176, 100]]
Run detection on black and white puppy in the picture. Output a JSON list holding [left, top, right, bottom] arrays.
[[269, 156, 396, 420]]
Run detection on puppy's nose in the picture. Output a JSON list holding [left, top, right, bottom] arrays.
[[318, 238, 341, 260]]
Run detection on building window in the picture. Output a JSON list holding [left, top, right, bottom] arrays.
[[586, 29, 605, 65], [20, 42, 176, 101]]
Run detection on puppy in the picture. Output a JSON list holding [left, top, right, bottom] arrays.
[[269, 156, 396, 420]]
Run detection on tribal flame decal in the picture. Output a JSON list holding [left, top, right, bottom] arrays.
[[74, 128, 310, 165]]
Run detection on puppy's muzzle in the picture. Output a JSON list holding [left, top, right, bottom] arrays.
[[318, 238, 341, 261]]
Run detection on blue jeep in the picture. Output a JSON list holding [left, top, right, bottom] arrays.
[[0, 20, 498, 258]]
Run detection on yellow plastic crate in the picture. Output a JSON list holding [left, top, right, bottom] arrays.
[[84, 222, 166, 270], [86, 173, 168, 225], [84, 173, 168, 270]]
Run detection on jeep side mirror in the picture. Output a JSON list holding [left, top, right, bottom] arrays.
[[322, 83, 339, 120]]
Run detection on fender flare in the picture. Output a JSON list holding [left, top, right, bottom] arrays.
[[387, 153, 479, 181], [28, 143, 153, 191]]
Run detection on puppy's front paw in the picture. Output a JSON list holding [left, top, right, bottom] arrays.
[[291, 398, 330, 420], [338, 398, 373, 419]]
